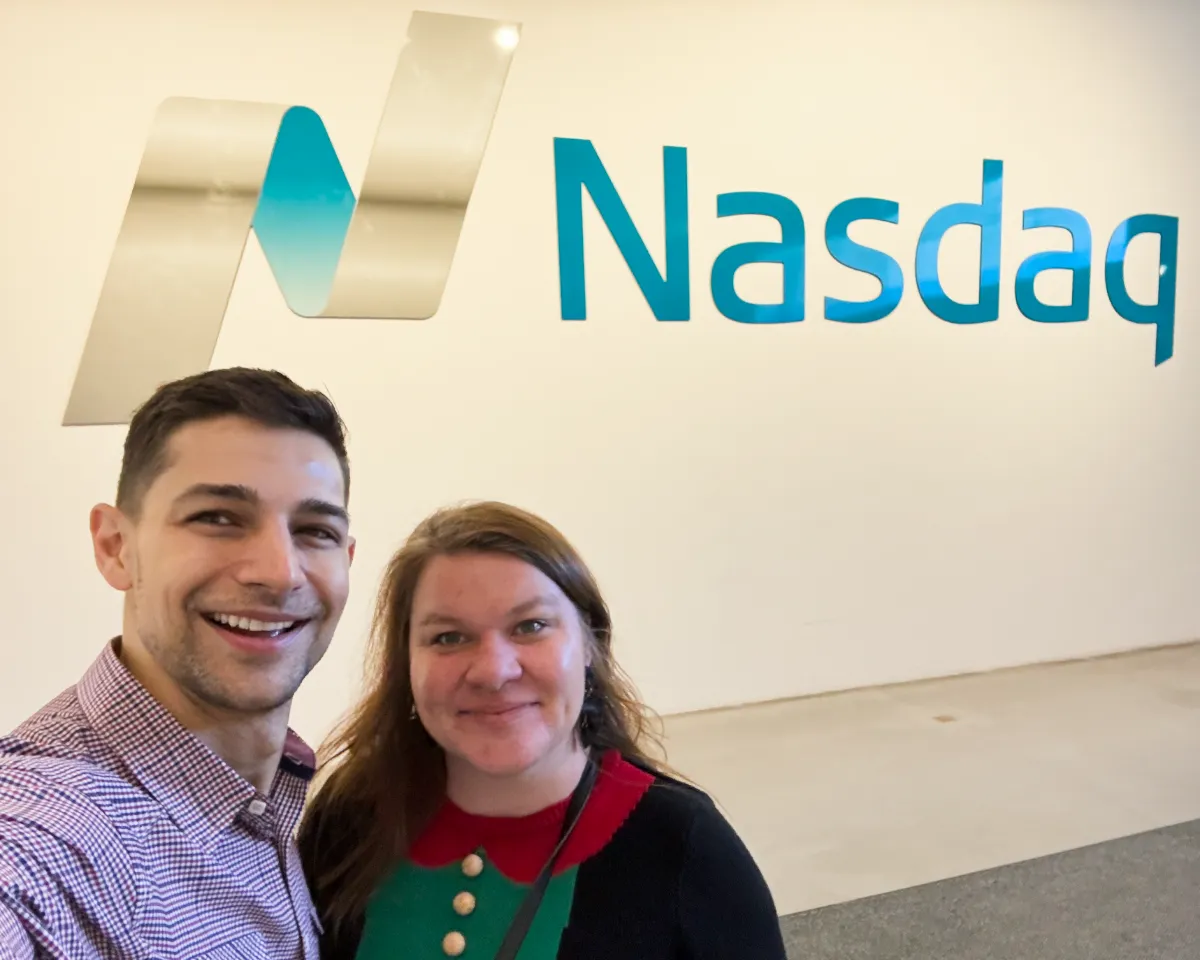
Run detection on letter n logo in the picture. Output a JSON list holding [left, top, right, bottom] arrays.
[[64, 11, 521, 425]]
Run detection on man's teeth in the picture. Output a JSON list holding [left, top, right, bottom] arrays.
[[209, 613, 297, 633]]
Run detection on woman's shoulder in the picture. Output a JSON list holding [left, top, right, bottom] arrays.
[[584, 755, 786, 957], [622, 755, 720, 811], [607, 755, 730, 853]]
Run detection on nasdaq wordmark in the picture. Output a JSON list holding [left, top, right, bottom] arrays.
[[554, 138, 1179, 366]]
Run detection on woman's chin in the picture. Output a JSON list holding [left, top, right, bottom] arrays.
[[468, 749, 539, 779], [452, 735, 548, 779]]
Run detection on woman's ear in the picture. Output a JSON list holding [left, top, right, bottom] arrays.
[[580, 616, 601, 669]]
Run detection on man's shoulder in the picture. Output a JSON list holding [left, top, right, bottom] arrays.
[[0, 748, 129, 850], [0, 748, 140, 952], [0, 688, 137, 853], [0, 746, 140, 923], [5, 683, 94, 752]]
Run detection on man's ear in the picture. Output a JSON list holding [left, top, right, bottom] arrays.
[[90, 504, 134, 592], [348, 535, 356, 566]]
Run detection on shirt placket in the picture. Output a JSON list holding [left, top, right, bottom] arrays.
[[248, 797, 320, 960]]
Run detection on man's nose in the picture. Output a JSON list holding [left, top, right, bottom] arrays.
[[466, 631, 522, 689], [235, 520, 305, 593]]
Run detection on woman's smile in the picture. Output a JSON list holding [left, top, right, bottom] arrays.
[[457, 701, 539, 724]]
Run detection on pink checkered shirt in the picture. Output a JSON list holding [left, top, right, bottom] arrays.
[[0, 639, 322, 959]]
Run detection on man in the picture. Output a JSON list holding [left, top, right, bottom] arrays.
[[0, 367, 355, 959]]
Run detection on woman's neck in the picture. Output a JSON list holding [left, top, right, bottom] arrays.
[[446, 742, 590, 817]]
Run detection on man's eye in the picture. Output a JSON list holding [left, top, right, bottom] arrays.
[[297, 526, 340, 543], [189, 511, 235, 526]]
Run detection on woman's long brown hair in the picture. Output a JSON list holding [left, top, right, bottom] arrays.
[[297, 501, 672, 943]]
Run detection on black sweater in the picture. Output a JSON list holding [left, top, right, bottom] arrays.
[[551, 773, 788, 958], [306, 758, 788, 960]]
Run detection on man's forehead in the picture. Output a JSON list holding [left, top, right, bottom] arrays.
[[152, 418, 346, 504]]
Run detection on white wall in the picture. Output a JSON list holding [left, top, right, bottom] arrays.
[[2, 0, 1198, 744]]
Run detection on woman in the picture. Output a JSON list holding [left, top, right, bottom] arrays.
[[298, 501, 786, 960]]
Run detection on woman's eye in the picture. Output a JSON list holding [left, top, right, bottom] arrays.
[[514, 619, 547, 636], [431, 632, 465, 647]]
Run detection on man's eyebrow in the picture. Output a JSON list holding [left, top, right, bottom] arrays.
[[174, 485, 349, 524], [297, 498, 350, 525], [174, 483, 258, 505]]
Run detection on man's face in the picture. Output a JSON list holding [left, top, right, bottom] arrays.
[[93, 415, 354, 718]]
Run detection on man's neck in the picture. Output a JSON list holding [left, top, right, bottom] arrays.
[[184, 710, 290, 797], [446, 742, 590, 817], [114, 637, 289, 795]]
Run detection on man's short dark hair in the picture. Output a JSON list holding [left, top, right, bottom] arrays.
[[115, 367, 350, 516]]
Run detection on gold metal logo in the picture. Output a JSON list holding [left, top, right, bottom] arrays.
[[64, 11, 520, 425]]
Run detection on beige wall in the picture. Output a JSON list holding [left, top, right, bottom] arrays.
[[1, 0, 1198, 745]]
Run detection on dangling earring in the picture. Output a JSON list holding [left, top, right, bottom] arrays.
[[580, 666, 597, 732], [410, 703, 417, 720]]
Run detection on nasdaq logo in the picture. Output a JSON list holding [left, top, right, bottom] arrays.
[[554, 139, 1179, 366], [64, 11, 521, 426]]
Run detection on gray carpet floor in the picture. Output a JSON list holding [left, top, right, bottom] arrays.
[[779, 818, 1200, 959]]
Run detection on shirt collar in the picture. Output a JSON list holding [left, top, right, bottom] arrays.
[[77, 638, 316, 849]]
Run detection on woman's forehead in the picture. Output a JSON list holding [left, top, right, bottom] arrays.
[[413, 553, 569, 616]]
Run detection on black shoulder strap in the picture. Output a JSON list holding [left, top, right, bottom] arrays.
[[492, 754, 599, 960]]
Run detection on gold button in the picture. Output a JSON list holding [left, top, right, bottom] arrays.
[[461, 853, 484, 878], [453, 891, 476, 916], [443, 931, 466, 956]]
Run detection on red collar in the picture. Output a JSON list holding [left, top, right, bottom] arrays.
[[410, 749, 654, 883]]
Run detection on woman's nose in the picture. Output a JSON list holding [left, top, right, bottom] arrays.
[[465, 631, 522, 688]]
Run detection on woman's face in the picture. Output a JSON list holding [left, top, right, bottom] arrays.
[[408, 551, 590, 780]]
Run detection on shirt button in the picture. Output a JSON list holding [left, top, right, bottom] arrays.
[[461, 853, 484, 877], [443, 931, 466, 956], [247, 799, 268, 816], [453, 891, 476, 916]]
